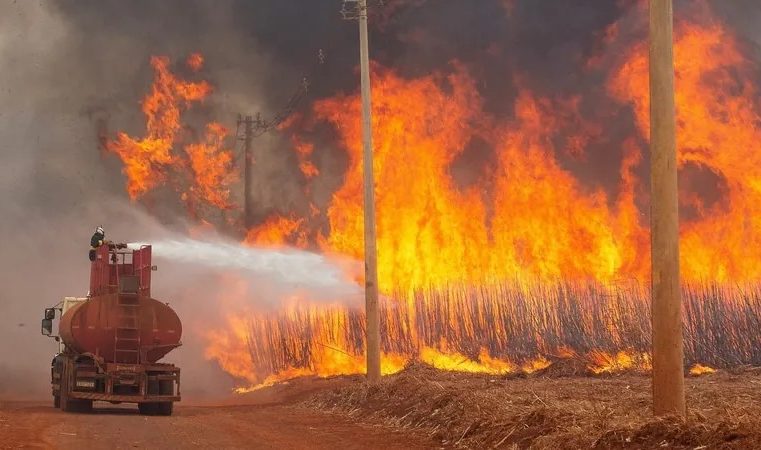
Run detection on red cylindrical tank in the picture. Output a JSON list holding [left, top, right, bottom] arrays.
[[59, 293, 182, 364]]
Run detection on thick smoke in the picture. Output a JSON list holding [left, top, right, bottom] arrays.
[[712, 0, 761, 48], [0, 0, 290, 399]]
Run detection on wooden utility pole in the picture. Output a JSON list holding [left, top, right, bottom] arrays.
[[649, 0, 685, 416], [237, 114, 254, 228], [355, 0, 381, 383]]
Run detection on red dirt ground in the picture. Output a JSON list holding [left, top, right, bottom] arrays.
[[0, 377, 433, 450], [4, 365, 761, 449]]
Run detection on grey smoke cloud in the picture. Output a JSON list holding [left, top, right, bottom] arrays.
[[0, 0, 291, 399]]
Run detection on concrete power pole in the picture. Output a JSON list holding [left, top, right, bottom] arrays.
[[237, 115, 254, 229], [343, 0, 381, 383], [649, 0, 685, 416]]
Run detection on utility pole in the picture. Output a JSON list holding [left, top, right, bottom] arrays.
[[649, 0, 685, 416], [237, 114, 254, 229], [343, 0, 381, 384]]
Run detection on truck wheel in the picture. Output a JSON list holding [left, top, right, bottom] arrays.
[[138, 403, 158, 415], [54, 395, 60, 408], [75, 400, 93, 413], [63, 397, 92, 413], [59, 372, 92, 413], [156, 402, 173, 416], [59, 372, 70, 412]]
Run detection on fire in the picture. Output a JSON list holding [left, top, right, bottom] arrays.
[[184, 122, 237, 209], [522, 357, 552, 374], [106, 7, 761, 389], [314, 66, 493, 289], [587, 350, 652, 375], [488, 91, 644, 282], [419, 346, 515, 374], [186, 53, 204, 72], [107, 54, 237, 215], [689, 364, 716, 376], [208, 299, 410, 387], [107, 56, 211, 199], [244, 215, 308, 248], [260, 6, 761, 290], [609, 18, 761, 282], [301, 64, 649, 290], [203, 314, 257, 384], [216, 12, 761, 386], [293, 136, 319, 179]]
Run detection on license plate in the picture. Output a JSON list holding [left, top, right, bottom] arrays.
[[76, 380, 95, 388]]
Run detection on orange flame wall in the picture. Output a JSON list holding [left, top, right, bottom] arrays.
[[103, 6, 761, 386], [253, 14, 760, 291], [213, 9, 761, 387], [610, 21, 761, 282], [306, 69, 644, 289]]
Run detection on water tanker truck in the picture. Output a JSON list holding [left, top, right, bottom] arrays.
[[41, 243, 182, 415]]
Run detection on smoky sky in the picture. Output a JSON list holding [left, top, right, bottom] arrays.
[[50, 1, 636, 121], [45, 0, 760, 217]]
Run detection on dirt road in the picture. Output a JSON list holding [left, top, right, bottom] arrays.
[[0, 401, 433, 449], [0, 399, 433, 449], [0, 375, 436, 449]]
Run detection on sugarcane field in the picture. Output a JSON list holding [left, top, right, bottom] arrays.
[[2, 1, 761, 449]]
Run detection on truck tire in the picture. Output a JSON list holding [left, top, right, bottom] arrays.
[[74, 400, 93, 413], [156, 402, 173, 416], [63, 397, 92, 413], [59, 365, 93, 413], [138, 403, 158, 415], [156, 379, 174, 415], [59, 368, 70, 412]]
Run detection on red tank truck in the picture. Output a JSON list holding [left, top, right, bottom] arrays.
[[41, 243, 182, 415]]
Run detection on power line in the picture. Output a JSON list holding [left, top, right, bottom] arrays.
[[241, 0, 390, 137], [247, 49, 327, 138], [340, 0, 387, 20]]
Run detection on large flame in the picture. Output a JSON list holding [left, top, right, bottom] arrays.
[[610, 20, 761, 282], [106, 8, 761, 389], [266, 67, 648, 289], [209, 12, 761, 387], [259, 12, 761, 286], [184, 122, 238, 209], [244, 215, 308, 248], [314, 66, 489, 288], [107, 56, 211, 198], [107, 55, 236, 212]]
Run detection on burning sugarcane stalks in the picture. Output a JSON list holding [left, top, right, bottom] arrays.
[[235, 282, 761, 387]]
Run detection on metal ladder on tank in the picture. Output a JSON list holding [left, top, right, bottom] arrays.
[[114, 278, 141, 364]]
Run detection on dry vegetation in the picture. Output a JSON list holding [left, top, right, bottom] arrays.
[[246, 283, 761, 382], [304, 363, 761, 449]]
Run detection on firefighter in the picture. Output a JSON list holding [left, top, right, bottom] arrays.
[[89, 226, 107, 261]]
